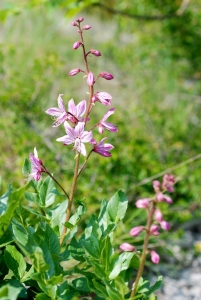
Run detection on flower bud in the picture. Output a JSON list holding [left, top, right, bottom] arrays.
[[153, 180, 161, 192], [163, 195, 173, 204], [83, 25, 91, 30], [135, 198, 150, 209], [150, 250, 160, 264], [150, 225, 160, 236], [154, 208, 163, 222], [69, 68, 81, 76], [90, 49, 101, 57], [162, 174, 175, 192], [78, 17, 84, 22], [99, 72, 114, 80], [71, 21, 77, 26], [156, 192, 164, 202], [87, 72, 95, 86], [160, 220, 171, 230], [119, 243, 136, 252], [73, 41, 82, 50], [130, 226, 144, 237]]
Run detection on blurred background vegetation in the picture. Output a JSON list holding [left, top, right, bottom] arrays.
[[1, 0, 201, 273]]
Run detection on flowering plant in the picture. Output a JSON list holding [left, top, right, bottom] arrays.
[[0, 17, 176, 300]]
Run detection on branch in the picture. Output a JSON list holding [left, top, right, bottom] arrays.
[[92, 0, 190, 21]]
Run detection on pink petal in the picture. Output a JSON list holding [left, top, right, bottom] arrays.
[[64, 122, 75, 140], [68, 99, 76, 116], [80, 143, 87, 156], [45, 107, 62, 117], [81, 131, 93, 143], [74, 122, 85, 137], [76, 100, 86, 117], [56, 135, 74, 145], [57, 94, 65, 111], [102, 108, 115, 122], [102, 121, 118, 132]]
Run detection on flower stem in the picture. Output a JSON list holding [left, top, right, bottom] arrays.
[[60, 153, 80, 245], [77, 150, 93, 178], [44, 169, 69, 200], [130, 201, 156, 299]]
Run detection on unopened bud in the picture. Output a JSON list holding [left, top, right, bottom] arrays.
[[83, 25, 91, 30], [73, 41, 82, 50], [163, 195, 173, 204], [136, 198, 150, 209], [153, 180, 161, 192], [150, 250, 160, 264], [87, 72, 94, 86], [156, 192, 164, 202], [69, 68, 81, 76], [130, 226, 144, 237], [150, 225, 160, 236], [90, 49, 101, 57], [99, 72, 114, 80], [78, 17, 84, 22], [160, 220, 171, 230], [119, 243, 136, 252], [71, 21, 77, 26], [154, 208, 163, 222]]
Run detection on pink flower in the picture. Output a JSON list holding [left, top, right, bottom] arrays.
[[45, 94, 68, 127], [163, 195, 173, 204], [56, 122, 92, 156], [150, 250, 160, 264], [73, 41, 82, 50], [29, 148, 44, 181], [69, 68, 81, 76], [87, 72, 95, 86], [153, 180, 161, 193], [67, 99, 86, 124], [71, 21, 77, 26], [162, 174, 175, 192], [92, 92, 112, 106], [149, 225, 160, 236], [83, 25, 91, 30], [77, 17, 84, 22], [91, 138, 114, 157], [130, 226, 144, 237], [97, 108, 118, 134], [90, 49, 101, 57], [154, 208, 163, 222], [99, 72, 114, 80], [160, 220, 171, 231], [120, 243, 136, 252], [135, 198, 150, 209], [156, 192, 164, 202]]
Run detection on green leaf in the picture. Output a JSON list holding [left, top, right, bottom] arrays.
[[12, 224, 28, 246], [30, 247, 49, 273], [92, 279, 108, 298], [44, 224, 60, 255], [148, 276, 163, 295], [109, 252, 135, 280], [72, 277, 90, 292], [48, 200, 68, 235], [0, 284, 22, 300], [35, 293, 51, 300], [39, 176, 56, 207], [0, 183, 30, 238], [4, 245, 26, 280], [107, 190, 128, 223], [106, 284, 124, 300], [24, 191, 41, 206], [68, 237, 85, 262], [22, 158, 31, 176]]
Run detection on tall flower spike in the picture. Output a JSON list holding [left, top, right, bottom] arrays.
[[97, 108, 118, 134], [29, 148, 44, 181], [56, 122, 92, 156], [45, 94, 68, 127], [91, 138, 114, 157]]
